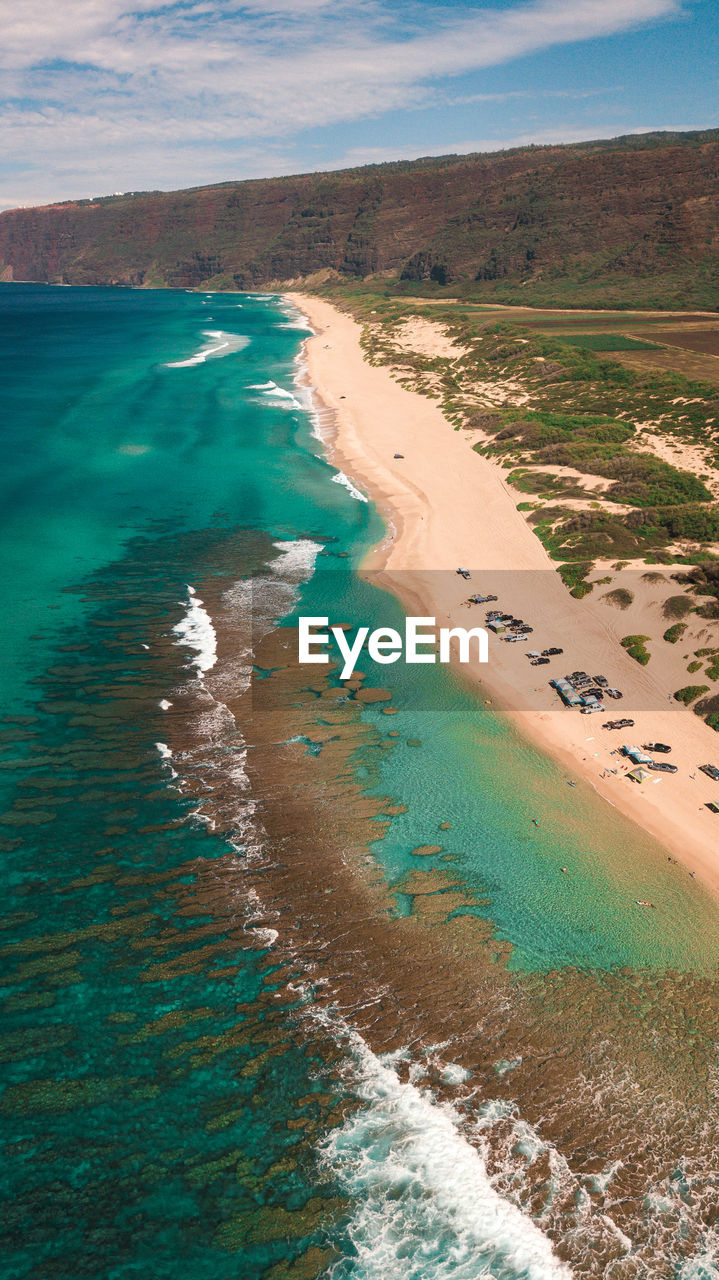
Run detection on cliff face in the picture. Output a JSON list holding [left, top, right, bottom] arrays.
[[1, 131, 718, 302]]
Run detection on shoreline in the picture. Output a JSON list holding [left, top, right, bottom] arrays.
[[288, 292, 719, 900]]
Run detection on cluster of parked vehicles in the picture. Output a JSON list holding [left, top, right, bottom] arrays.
[[485, 609, 534, 640], [550, 670, 624, 715], [457, 577, 719, 810]]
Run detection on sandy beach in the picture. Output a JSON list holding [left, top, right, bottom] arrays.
[[288, 292, 719, 897]]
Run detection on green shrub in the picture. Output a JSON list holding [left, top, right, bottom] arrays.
[[558, 561, 593, 598], [687, 660, 703, 673], [604, 588, 634, 610], [674, 684, 710, 704], [663, 623, 687, 643], [621, 634, 651, 664], [662, 594, 693, 620]]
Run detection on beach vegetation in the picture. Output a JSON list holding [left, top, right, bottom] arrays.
[[557, 561, 593, 598], [605, 588, 634, 609], [663, 594, 693, 619], [341, 283, 719, 610], [621, 634, 651, 664], [663, 623, 687, 643], [674, 684, 710, 703]]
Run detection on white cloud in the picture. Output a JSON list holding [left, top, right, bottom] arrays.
[[0, 0, 685, 207]]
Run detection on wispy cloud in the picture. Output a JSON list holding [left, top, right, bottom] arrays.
[[0, 0, 685, 207]]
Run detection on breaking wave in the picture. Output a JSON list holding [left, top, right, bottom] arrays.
[[332, 470, 367, 502], [165, 330, 250, 368], [246, 378, 302, 408], [172, 586, 217, 674], [318, 1025, 573, 1280]]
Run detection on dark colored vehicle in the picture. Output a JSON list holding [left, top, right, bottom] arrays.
[[547, 647, 564, 656], [602, 718, 635, 730], [648, 762, 678, 774], [643, 743, 671, 754], [699, 764, 719, 781], [456, 568, 471, 579], [706, 802, 719, 814], [593, 676, 609, 687], [584, 688, 604, 699]]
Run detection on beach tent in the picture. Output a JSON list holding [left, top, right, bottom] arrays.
[[627, 767, 651, 782], [622, 745, 653, 765]]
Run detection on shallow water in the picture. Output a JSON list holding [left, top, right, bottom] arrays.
[[1, 285, 718, 1279]]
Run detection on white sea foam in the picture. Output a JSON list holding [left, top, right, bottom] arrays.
[[677, 1253, 719, 1279], [159, 699, 173, 711], [246, 378, 302, 408], [172, 585, 217, 674], [319, 1027, 573, 1280], [271, 538, 323, 583], [442, 1062, 471, 1086], [332, 469, 367, 502], [165, 330, 250, 368], [275, 299, 312, 331], [154, 741, 178, 778], [266, 386, 302, 408]]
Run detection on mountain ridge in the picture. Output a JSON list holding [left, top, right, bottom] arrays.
[[2, 130, 718, 307]]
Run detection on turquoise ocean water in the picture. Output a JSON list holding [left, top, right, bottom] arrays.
[[1, 285, 718, 1280]]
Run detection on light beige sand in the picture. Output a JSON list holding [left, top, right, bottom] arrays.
[[288, 294, 719, 896], [393, 316, 469, 360]]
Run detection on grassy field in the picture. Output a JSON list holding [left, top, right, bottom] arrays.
[[342, 283, 719, 385]]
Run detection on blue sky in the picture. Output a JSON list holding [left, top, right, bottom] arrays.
[[1, 0, 717, 210]]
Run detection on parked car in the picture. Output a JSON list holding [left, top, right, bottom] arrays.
[[547, 647, 564, 656], [642, 743, 671, 753], [706, 802, 719, 814], [580, 704, 605, 714], [593, 675, 609, 687], [699, 764, 719, 781], [648, 762, 678, 774], [605, 688, 623, 700]]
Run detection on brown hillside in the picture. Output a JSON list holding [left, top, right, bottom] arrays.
[[1, 131, 718, 306]]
